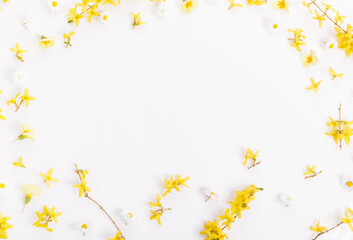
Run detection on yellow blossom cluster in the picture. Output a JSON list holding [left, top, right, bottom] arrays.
[[303, 165, 322, 179], [200, 185, 262, 240], [7, 88, 35, 112], [288, 28, 306, 52], [63, 31, 76, 48], [67, 0, 118, 26], [325, 105, 353, 149], [0, 213, 13, 239], [149, 175, 189, 225], [10, 43, 27, 62], [73, 167, 91, 197], [33, 205, 62, 232]]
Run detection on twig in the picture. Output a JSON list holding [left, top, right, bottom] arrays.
[[338, 104, 342, 149], [312, 222, 343, 240], [304, 171, 322, 179], [248, 161, 261, 169], [74, 164, 125, 239]]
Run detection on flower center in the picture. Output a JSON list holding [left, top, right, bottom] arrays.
[[128, 213, 133, 218], [103, 15, 108, 20], [347, 181, 353, 187], [307, 56, 313, 63], [52, 1, 58, 7], [0, 183, 5, 189], [273, 24, 278, 29], [277, 0, 286, 9], [185, 1, 193, 9], [81, 223, 88, 229]]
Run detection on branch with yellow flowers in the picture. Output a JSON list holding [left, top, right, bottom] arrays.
[[325, 104, 353, 149], [74, 164, 125, 240], [303, 0, 353, 56], [200, 185, 263, 240], [149, 174, 189, 225], [7, 88, 36, 112], [243, 148, 261, 169], [310, 208, 353, 240]]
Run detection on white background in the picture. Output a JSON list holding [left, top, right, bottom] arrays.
[[0, 0, 353, 239]]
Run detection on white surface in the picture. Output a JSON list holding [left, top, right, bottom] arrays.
[[0, 0, 353, 239]]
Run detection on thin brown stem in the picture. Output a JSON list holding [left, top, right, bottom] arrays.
[[312, 222, 343, 240], [74, 164, 125, 239], [338, 104, 342, 149], [304, 171, 322, 179], [310, 0, 347, 33], [248, 161, 261, 169], [15, 100, 23, 112]]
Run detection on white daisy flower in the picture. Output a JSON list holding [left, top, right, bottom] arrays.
[[342, 176, 353, 191], [203, 187, 220, 202], [12, 70, 27, 88], [99, 14, 109, 24], [48, 0, 61, 13], [75, 221, 92, 236], [121, 209, 134, 225], [279, 193, 293, 207], [265, 18, 281, 34]]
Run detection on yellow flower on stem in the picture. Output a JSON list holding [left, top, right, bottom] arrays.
[[73, 180, 91, 197], [0, 213, 13, 239], [247, 0, 266, 5], [10, 43, 27, 62], [33, 205, 62, 232], [310, 220, 327, 232], [15, 124, 35, 142], [148, 194, 162, 208], [10, 88, 36, 112], [243, 148, 260, 169], [288, 28, 306, 52], [103, 0, 117, 6], [302, 50, 318, 67], [63, 31, 75, 48], [67, 7, 84, 26], [220, 208, 235, 230], [335, 11, 346, 25], [228, 0, 243, 10], [40, 169, 59, 188], [13, 156, 25, 168], [341, 208, 353, 232], [329, 68, 343, 80], [131, 12, 146, 29], [39, 37, 55, 48], [150, 210, 163, 225], [302, 1, 312, 14], [304, 165, 322, 179], [305, 78, 322, 93], [272, 0, 290, 12], [312, 10, 326, 28], [109, 231, 124, 240], [335, 24, 353, 57], [162, 174, 189, 197], [85, 5, 100, 23]]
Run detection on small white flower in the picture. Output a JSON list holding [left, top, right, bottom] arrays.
[[99, 14, 109, 24], [156, 2, 166, 17], [12, 70, 27, 88], [342, 176, 353, 191], [48, 0, 61, 13], [279, 193, 293, 207], [75, 221, 92, 236], [22, 19, 34, 31], [265, 18, 281, 34], [121, 209, 134, 225], [203, 187, 220, 202], [322, 39, 335, 50]]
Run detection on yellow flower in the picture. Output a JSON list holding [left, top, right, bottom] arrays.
[[329, 67, 343, 80], [63, 31, 75, 48], [200, 220, 228, 240], [13, 156, 25, 168], [341, 208, 353, 232], [16, 124, 35, 141], [150, 210, 162, 225], [40, 169, 59, 188], [0, 109, 6, 120], [67, 7, 84, 26], [220, 208, 235, 230], [163, 174, 189, 197], [305, 78, 322, 93], [39, 37, 55, 48], [103, 0, 117, 6], [85, 5, 100, 23], [10, 43, 27, 62], [7, 93, 19, 107], [326, 117, 340, 131], [335, 25, 353, 57], [73, 180, 91, 197], [243, 148, 260, 166], [288, 28, 306, 52], [109, 231, 124, 240], [342, 125, 353, 145], [335, 11, 346, 25], [312, 10, 325, 28], [181, 0, 198, 14], [79, 169, 89, 179], [302, 50, 318, 67], [21, 88, 36, 107], [149, 194, 162, 208], [310, 220, 327, 232], [228, 0, 243, 10], [33, 205, 62, 232], [22, 184, 42, 208], [247, 0, 266, 5], [304, 165, 316, 176], [272, 0, 290, 12], [302, 1, 312, 14], [0, 213, 13, 239], [131, 12, 146, 28]]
